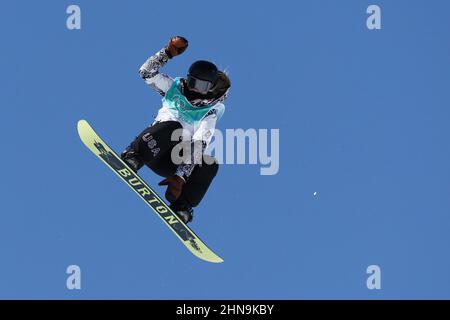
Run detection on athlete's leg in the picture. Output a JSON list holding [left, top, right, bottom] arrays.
[[174, 155, 219, 208], [121, 121, 182, 174]]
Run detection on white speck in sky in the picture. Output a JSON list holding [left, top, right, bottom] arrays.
[[313, 192, 317, 196]]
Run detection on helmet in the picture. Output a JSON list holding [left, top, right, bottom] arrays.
[[186, 60, 219, 95]]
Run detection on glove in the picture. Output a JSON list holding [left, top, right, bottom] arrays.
[[158, 175, 185, 203], [165, 36, 188, 58]]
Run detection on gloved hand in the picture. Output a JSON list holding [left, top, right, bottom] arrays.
[[165, 36, 188, 58], [158, 175, 185, 203]]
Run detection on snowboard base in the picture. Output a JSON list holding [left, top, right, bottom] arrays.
[[77, 119, 223, 263]]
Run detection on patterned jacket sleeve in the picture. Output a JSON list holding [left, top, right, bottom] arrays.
[[139, 48, 174, 96], [174, 109, 220, 181]]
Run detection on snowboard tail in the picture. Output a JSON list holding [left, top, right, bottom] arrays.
[[77, 119, 223, 263]]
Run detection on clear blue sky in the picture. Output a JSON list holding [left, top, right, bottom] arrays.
[[1, 0, 449, 299]]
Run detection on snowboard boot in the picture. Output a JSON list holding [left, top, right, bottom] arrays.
[[121, 146, 144, 172], [170, 203, 194, 224]]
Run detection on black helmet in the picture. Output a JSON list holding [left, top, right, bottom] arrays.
[[186, 60, 219, 95]]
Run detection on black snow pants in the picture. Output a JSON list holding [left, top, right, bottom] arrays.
[[124, 121, 218, 208]]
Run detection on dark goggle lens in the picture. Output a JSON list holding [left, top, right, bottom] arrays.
[[187, 75, 213, 94]]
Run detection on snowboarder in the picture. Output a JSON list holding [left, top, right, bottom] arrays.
[[121, 36, 231, 224]]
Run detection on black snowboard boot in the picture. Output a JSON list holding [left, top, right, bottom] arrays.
[[121, 146, 144, 172], [170, 203, 194, 224]]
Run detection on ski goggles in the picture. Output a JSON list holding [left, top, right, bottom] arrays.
[[186, 75, 214, 94]]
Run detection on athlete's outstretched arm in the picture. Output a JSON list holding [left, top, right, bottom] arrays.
[[139, 36, 188, 96]]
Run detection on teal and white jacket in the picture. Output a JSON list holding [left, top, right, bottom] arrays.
[[139, 48, 228, 179]]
